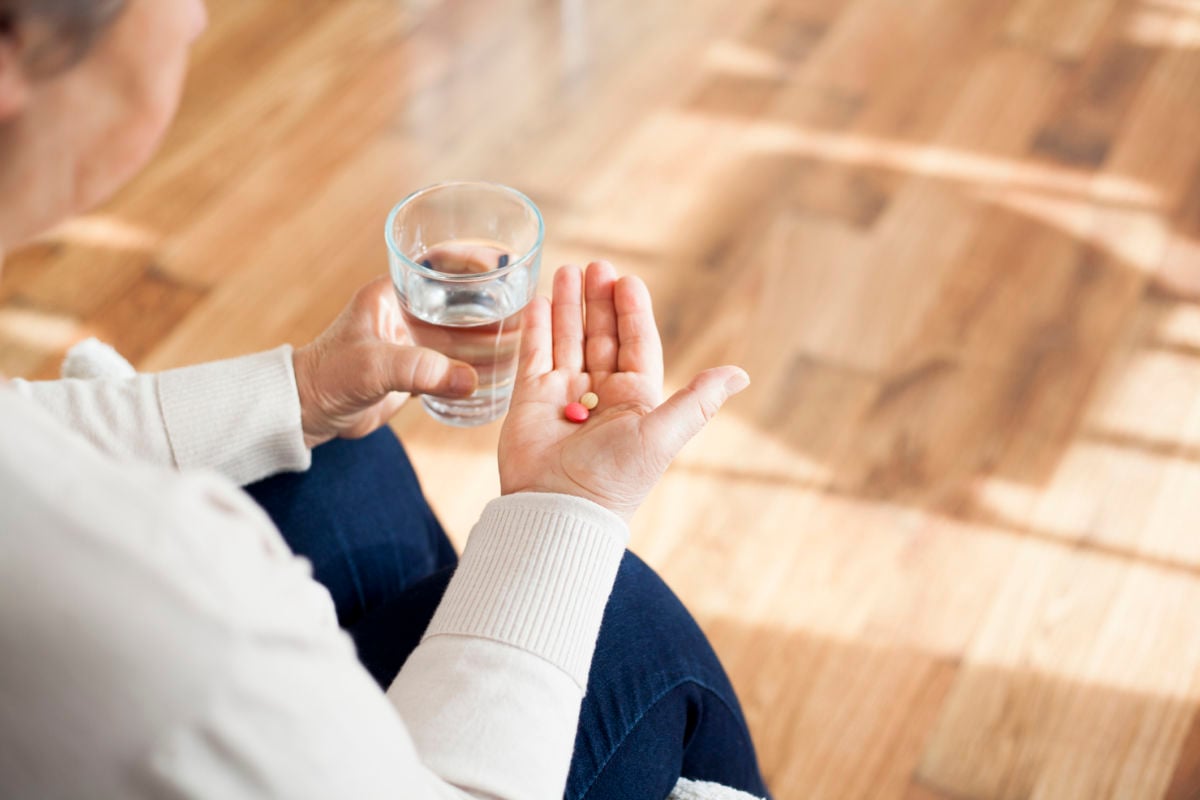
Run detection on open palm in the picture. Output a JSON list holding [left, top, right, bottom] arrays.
[[499, 262, 749, 522]]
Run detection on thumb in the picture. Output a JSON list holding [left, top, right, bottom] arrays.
[[381, 345, 477, 398], [640, 366, 750, 465]]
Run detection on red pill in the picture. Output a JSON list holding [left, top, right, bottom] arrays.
[[564, 402, 590, 423]]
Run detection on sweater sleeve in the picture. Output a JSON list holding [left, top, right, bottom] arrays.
[[388, 492, 629, 798], [9, 346, 310, 485]]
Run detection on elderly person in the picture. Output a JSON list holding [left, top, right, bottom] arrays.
[[0, 1, 769, 798]]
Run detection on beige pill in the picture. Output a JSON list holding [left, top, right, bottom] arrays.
[[580, 392, 599, 410]]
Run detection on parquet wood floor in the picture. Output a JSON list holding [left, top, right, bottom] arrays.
[[4, 1, 1200, 797]]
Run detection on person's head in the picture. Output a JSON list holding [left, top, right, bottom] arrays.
[[0, 0, 207, 252]]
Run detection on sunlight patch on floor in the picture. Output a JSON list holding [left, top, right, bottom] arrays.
[[674, 412, 837, 488], [704, 39, 789, 80], [976, 186, 1171, 273], [1154, 294, 1200, 347], [43, 215, 160, 253], [1128, 0, 1200, 49], [1088, 349, 1200, 444], [0, 307, 82, 353], [740, 119, 1161, 206]]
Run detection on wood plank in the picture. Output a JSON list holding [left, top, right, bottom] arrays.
[[1165, 708, 1200, 800], [1105, 49, 1200, 212], [1004, 0, 1120, 62], [920, 549, 1200, 799]]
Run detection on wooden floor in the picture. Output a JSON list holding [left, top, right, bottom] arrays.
[[4, 0, 1200, 796]]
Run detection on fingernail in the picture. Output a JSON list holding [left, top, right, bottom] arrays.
[[724, 370, 750, 394], [450, 365, 476, 394]]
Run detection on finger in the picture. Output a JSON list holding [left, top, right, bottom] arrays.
[[350, 276, 405, 341], [639, 367, 750, 466], [352, 276, 397, 320], [584, 261, 619, 376], [552, 265, 585, 372], [352, 276, 395, 309], [615, 275, 663, 384], [382, 345, 477, 398], [518, 295, 553, 378], [377, 391, 410, 419]]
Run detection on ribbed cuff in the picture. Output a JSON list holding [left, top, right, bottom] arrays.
[[157, 346, 311, 486], [424, 493, 630, 689]]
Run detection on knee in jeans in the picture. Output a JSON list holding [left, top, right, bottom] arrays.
[[599, 553, 716, 669], [609, 553, 688, 622]]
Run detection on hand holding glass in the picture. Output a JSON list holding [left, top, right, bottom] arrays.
[[386, 182, 543, 426]]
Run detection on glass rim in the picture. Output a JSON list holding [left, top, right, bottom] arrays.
[[385, 180, 545, 283]]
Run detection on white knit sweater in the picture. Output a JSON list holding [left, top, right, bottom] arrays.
[[0, 346, 629, 798]]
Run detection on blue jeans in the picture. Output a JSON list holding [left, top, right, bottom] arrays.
[[245, 427, 770, 800]]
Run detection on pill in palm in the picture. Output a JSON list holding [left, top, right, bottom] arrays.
[[564, 402, 590, 423], [580, 392, 599, 410]]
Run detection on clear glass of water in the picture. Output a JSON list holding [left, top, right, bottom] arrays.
[[386, 181, 544, 426]]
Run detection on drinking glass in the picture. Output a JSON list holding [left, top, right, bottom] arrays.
[[386, 181, 543, 426]]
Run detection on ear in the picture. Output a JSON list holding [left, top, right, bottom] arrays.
[[0, 23, 30, 121]]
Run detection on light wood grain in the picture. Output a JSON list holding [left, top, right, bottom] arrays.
[[4, 0, 1200, 797]]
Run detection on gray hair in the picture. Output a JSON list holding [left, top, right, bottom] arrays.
[[0, 0, 127, 75]]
